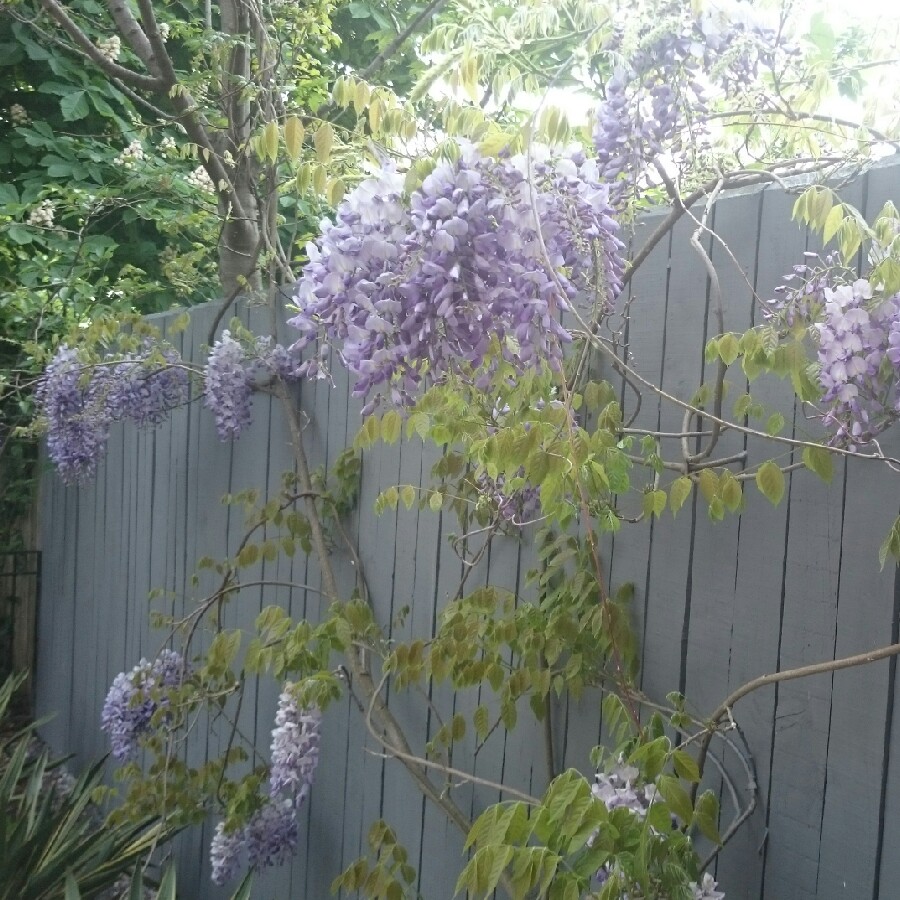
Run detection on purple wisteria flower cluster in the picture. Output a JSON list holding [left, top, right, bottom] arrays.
[[769, 259, 900, 448], [592, 760, 658, 816], [593, 0, 776, 207], [202, 331, 304, 440], [590, 761, 725, 898], [289, 142, 625, 414], [210, 685, 321, 885], [36, 342, 188, 484], [100, 649, 188, 760]]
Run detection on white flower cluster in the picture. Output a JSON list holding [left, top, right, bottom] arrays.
[[157, 22, 170, 41], [9, 103, 29, 126], [115, 139, 145, 168], [27, 200, 55, 228], [187, 164, 215, 193], [97, 34, 121, 62], [159, 135, 178, 155]]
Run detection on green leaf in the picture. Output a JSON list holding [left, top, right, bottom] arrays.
[[429, 491, 443, 512], [284, 116, 305, 161], [60, 90, 89, 121], [669, 476, 692, 515], [264, 120, 280, 163], [156, 865, 177, 900], [802, 445, 833, 483], [656, 774, 693, 826], [7, 224, 32, 245], [823, 203, 843, 243], [64, 874, 81, 900], [381, 410, 401, 444], [642, 489, 667, 519], [473, 705, 489, 740], [765, 412, 785, 436], [314, 122, 334, 163], [879, 516, 900, 569], [230, 871, 254, 900], [717, 333, 739, 366], [399, 485, 416, 509], [755, 461, 785, 506], [720, 476, 742, 513], [693, 790, 722, 844], [672, 749, 700, 783]]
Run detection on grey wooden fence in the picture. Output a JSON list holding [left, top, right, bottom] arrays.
[[35, 158, 900, 900]]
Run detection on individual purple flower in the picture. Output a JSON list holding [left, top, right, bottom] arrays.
[[269, 688, 321, 802], [100, 649, 188, 760], [203, 331, 254, 439], [691, 872, 726, 899], [476, 471, 541, 525]]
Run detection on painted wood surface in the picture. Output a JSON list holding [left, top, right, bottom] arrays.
[[34, 161, 900, 899]]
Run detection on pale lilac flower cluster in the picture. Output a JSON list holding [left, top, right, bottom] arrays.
[[768, 260, 900, 447], [106, 344, 188, 427], [37, 343, 189, 483], [268, 689, 322, 799], [592, 760, 657, 816], [816, 279, 900, 446], [594, 1, 775, 205], [203, 332, 253, 439], [100, 649, 187, 760], [290, 142, 625, 413], [202, 331, 303, 440], [210, 686, 321, 885], [36, 346, 111, 484], [590, 761, 725, 897]]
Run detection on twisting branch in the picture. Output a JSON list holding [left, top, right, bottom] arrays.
[[36, 0, 163, 90], [359, 0, 453, 81], [693, 640, 900, 805], [274, 379, 484, 850]]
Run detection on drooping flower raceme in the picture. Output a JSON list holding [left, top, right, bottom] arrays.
[[592, 760, 658, 817], [36, 346, 112, 485], [269, 688, 322, 801], [36, 342, 189, 483], [202, 331, 304, 440], [290, 142, 625, 412], [202, 332, 254, 439], [768, 260, 900, 448], [100, 649, 188, 760], [209, 685, 321, 884], [593, 0, 777, 207], [210, 821, 245, 885]]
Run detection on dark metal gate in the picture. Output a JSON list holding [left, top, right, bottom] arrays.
[[0, 550, 41, 709]]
